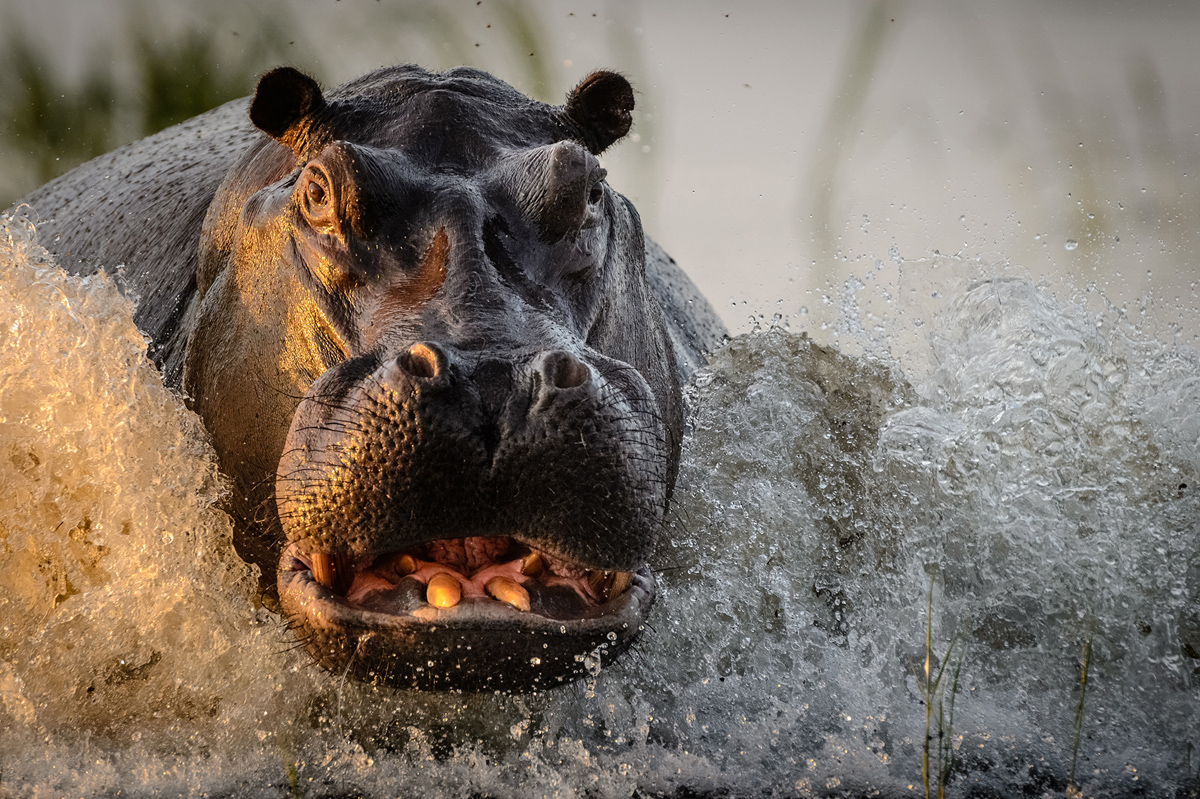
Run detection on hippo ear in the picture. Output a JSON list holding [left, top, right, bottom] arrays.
[[249, 67, 327, 155], [563, 71, 634, 154]]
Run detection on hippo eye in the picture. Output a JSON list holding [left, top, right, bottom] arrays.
[[298, 165, 339, 236], [306, 180, 327, 207], [587, 168, 607, 206]]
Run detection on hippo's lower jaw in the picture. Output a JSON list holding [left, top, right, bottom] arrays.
[[276, 538, 655, 692]]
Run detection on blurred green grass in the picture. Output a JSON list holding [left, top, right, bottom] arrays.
[[0, 5, 297, 205], [0, 0, 620, 208]]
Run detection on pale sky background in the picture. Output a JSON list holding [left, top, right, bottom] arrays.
[[3, 0, 1198, 341]]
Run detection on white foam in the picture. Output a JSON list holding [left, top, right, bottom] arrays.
[[2, 210, 1197, 796]]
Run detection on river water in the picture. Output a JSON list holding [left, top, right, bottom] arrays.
[[2, 207, 1198, 796]]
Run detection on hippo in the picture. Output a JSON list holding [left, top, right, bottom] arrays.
[[15, 64, 726, 691]]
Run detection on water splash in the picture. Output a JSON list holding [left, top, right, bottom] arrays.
[[2, 210, 1198, 796]]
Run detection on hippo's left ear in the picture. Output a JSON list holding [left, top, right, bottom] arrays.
[[249, 67, 328, 156], [562, 71, 634, 154]]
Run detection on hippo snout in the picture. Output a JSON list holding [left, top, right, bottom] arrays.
[[275, 341, 666, 570], [274, 338, 666, 689]]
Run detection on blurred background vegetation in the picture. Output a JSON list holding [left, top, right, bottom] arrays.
[[1, 0, 1196, 338], [794, 1, 1200, 350], [1, 3, 285, 203], [0, 0, 654, 211]]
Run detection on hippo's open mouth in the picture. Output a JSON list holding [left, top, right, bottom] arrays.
[[277, 536, 655, 691], [270, 336, 671, 691]]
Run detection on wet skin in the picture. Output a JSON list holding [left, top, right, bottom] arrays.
[[17, 65, 726, 692], [187, 66, 690, 691]]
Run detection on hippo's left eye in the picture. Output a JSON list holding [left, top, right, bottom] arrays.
[[298, 165, 339, 236], [587, 168, 607, 206]]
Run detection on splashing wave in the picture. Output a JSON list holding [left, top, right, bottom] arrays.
[[2, 210, 1197, 796]]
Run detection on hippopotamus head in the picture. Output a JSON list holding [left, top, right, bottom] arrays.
[[182, 66, 681, 691]]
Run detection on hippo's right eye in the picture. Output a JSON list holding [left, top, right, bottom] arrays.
[[306, 180, 327, 207]]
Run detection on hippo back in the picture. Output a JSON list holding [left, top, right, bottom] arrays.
[[644, 237, 726, 377]]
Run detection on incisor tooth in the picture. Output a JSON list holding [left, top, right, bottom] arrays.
[[311, 553, 351, 593], [486, 576, 531, 611], [396, 554, 417, 575], [426, 573, 461, 608], [520, 552, 543, 577]]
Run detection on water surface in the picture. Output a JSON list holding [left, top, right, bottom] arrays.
[[2, 209, 1198, 796]]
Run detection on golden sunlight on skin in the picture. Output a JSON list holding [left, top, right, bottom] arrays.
[[228, 227, 348, 405], [363, 230, 450, 352], [282, 298, 344, 388]]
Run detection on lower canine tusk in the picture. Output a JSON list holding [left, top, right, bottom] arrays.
[[609, 571, 633, 598]]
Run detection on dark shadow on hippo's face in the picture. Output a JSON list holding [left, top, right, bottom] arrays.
[[181, 66, 682, 691]]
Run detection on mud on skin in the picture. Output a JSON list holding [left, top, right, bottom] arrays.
[[20, 64, 726, 691]]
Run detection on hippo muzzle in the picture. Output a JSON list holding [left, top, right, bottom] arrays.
[[182, 66, 682, 690], [275, 339, 665, 690]]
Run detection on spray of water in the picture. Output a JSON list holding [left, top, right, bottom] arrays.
[[2, 209, 1198, 796]]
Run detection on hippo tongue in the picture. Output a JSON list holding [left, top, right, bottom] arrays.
[[425, 536, 513, 574]]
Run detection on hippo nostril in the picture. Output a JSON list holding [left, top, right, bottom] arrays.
[[543, 351, 591, 390], [399, 343, 441, 379]]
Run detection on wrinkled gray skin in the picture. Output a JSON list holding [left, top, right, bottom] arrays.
[[16, 65, 726, 691]]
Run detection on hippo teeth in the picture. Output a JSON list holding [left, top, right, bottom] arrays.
[[519, 552, 544, 576], [294, 537, 637, 617], [587, 569, 633, 599], [485, 576, 531, 611], [310, 552, 353, 594], [426, 573, 462, 608]]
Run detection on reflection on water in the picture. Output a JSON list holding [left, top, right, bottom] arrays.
[[2, 209, 1198, 796]]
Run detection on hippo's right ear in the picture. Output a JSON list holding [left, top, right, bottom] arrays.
[[562, 71, 634, 155], [249, 67, 327, 156]]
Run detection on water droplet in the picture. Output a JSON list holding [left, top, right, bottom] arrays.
[[1065, 240, 1078, 251]]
